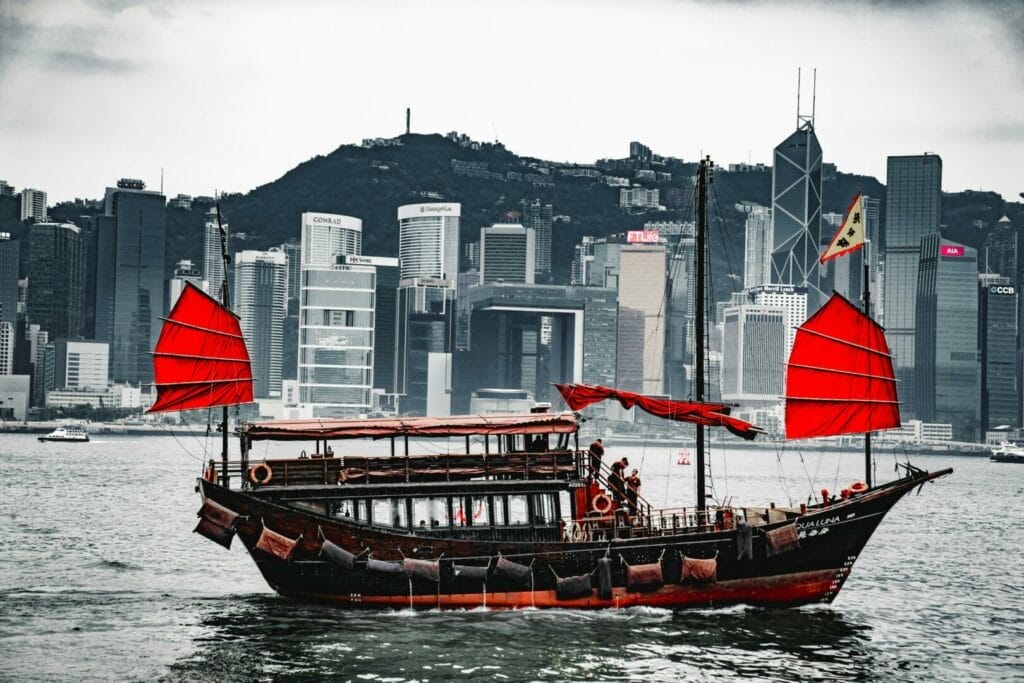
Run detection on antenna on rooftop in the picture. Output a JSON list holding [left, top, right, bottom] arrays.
[[406, 108, 410, 135], [796, 67, 816, 131], [492, 122, 499, 143], [160, 167, 164, 194]]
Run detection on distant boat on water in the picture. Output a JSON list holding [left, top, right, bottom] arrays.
[[990, 442, 1024, 463], [38, 425, 90, 443]]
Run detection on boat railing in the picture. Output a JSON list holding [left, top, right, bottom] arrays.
[[225, 449, 587, 488], [564, 504, 802, 542]]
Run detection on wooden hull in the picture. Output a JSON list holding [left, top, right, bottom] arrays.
[[197, 468, 948, 611]]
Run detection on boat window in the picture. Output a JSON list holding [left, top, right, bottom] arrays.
[[470, 496, 489, 526], [372, 498, 408, 529], [333, 498, 366, 523], [492, 496, 507, 526], [508, 494, 529, 526], [532, 494, 556, 526], [453, 496, 490, 527], [411, 497, 450, 529]]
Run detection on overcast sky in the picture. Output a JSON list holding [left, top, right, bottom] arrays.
[[1, 0, 1021, 204]]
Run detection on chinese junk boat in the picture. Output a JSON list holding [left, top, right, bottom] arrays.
[[154, 166, 950, 610]]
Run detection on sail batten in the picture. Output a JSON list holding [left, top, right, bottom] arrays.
[[153, 352, 253, 363], [156, 317, 246, 339], [797, 328, 893, 357], [147, 282, 254, 413], [785, 293, 900, 440]]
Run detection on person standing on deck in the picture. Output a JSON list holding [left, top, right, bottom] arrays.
[[587, 438, 604, 480], [608, 456, 628, 503], [625, 468, 642, 518]]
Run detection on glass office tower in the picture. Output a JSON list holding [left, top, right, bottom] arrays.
[[884, 154, 942, 419]]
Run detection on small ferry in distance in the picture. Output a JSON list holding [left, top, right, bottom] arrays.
[[989, 442, 1024, 464], [38, 425, 90, 443]]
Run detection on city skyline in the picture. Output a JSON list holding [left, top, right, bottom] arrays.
[[1, 1, 1022, 203]]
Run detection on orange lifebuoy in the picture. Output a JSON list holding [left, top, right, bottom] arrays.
[[248, 463, 273, 486], [850, 481, 868, 494], [591, 493, 612, 514], [720, 508, 733, 530]]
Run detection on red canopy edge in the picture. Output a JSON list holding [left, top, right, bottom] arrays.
[[553, 383, 762, 441], [147, 282, 254, 414], [244, 411, 581, 441], [784, 292, 901, 440]]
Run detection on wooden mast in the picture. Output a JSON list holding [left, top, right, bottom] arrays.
[[216, 202, 231, 486], [862, 221, 873, 488], [695, 156, 711, 513]]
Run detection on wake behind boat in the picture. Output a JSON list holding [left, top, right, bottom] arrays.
[[151, 165, 951, 611], [38, 425, 90, 443]]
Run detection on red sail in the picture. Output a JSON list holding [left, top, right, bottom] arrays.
[[554, 383, 762, 440], [147, 282, 254, 413], [785, 293, 900, 439]]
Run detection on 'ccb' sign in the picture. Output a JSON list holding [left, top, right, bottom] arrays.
[[990, 285, 1016, 295]]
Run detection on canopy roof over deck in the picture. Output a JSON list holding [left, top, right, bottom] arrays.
[[243, 412, 581, 441]]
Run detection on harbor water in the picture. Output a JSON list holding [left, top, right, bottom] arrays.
[[0, 433, 1020, 681]]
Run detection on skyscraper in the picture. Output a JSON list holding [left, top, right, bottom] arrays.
[[300, 213, 362, 266], [479, 224, 535, 285], [571, 236, 595, 286], [0, 322, 13, 374], [770, 120, 824, 309], [343, 254, 400, 395], [618, 245, 667, 394], [395, 277, 454, 416], [982, 215, 1018, 282], [27, 222, 85, 340], [19, 188, 46, 222], [203, 207, 228, 298], [743, 204, 772, 289], [884, 154, 942, 418], [53, 339, 109, 390], [0, 233, 19, 328], [279, 239, 301, 312], [397, 203, 460, 281], [915, 235, 977, 438], [95, 178, 166, 385], [978, 277, 1018, 432], [721, 304, 787, 404], [746, 284, 807, 360], [298, 214, 373, 417], [521, 199, 553, 283], [167, 259, 206, 310], [862, 195, 883, 318], [235, 249, 287, 399]]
